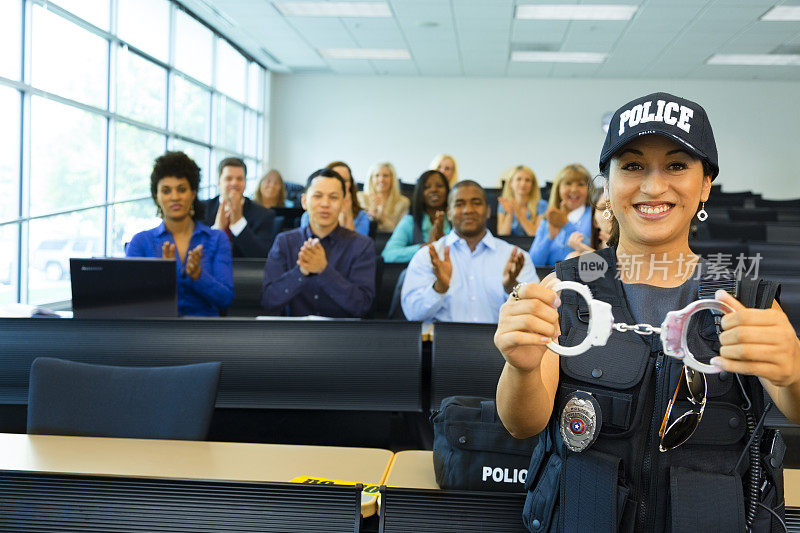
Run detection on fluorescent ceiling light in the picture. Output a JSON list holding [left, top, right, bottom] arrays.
[[516, 4, 637, 21], [274, 1, 391, 17], [320, 48, 411, 60], [707, 54, 800, 66], [511, 51, 607, 63], [760, 6, 800, 21]]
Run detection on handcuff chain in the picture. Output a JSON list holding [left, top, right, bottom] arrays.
[[612, 322, 662, 336]]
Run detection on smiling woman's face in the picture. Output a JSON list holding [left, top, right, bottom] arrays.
[[609, 134, 711, 249], [558, 177, 588, 212]]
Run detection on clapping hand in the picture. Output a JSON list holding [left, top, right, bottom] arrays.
[[567, 231, 589, 252], [227, 189, 244, 225], [429, 244, 452, 294], [297, 238, 328, 275], [428, 211, 446, 243], [161, 242, 176, 259], [545, 201, 569, 230], [502, 247, 525, 294], [185, 244, 203, 281], [498, 197, 514, 215], [215, 196, 230, 231]]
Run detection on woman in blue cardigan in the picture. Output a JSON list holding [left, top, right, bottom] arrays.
[[382, 170, 451, 263], [126, 151, 234, 316], [529, 163, 593, 267]]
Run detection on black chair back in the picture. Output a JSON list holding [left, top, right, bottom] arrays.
[[228, 258, 266, 317], [374, 232, 392, 255], [497, 235, 534, 251], [708, 222, 767, 242], [430, 322, 504, 410], [27, 357, 220, 440], [273, 207, 304, 231], [374, 260, 409, 318], [728, 208, 778, 223]]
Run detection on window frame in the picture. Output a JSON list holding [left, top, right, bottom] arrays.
[[0, 0, 268, 304]]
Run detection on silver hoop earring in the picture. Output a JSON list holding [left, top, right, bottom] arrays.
[[602, 201, 612, 221], [697, 202, 708, 222]]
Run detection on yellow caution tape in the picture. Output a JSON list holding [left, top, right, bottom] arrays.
[[290, 475, 382, 495]]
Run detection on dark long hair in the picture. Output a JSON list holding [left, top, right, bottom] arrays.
[[412, 170, 449, 232], [589, 186, 604, 250], [326, 161, 361, 218]]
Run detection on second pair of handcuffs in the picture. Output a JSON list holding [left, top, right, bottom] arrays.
[[512, 280, 734, 375]]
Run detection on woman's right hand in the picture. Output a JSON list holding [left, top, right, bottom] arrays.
[[161, 242, 176, 259], [498, 197, 513, 214], [545, 201, 569, 230], [428, 211, 445, 243], [494, 275, 562, 373]]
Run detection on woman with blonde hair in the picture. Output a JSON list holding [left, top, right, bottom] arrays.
[[358, 162, 410, 233], [497, 165, 548, 237], [528, 163, 592, 266], [429, 154, 458, 187], [254, 169, 292, 209]]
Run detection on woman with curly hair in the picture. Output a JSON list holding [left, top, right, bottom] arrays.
[[126, 151, 234, 316]]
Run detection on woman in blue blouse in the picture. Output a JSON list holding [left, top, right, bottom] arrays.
[[496, 164, 548, 236], [126, 151, 234, 316], [301, 161, 370, 236], [382, 170, 451, 263], [529, 163, 593, 267]]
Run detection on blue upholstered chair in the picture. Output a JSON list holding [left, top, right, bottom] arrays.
[[27, 357, 221, 440]]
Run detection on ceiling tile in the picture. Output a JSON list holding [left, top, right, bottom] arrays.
[[325, 59, 376, 75], [370, 60, 419, 75], [506, 62, 554, 77], [188, 0, 800, 79]]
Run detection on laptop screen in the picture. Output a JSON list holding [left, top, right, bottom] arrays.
[[70, 257, 178, 319]]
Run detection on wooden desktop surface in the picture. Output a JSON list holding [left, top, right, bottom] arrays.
[[786, 468, 800, 507], [385, 449, 439, 490], [0, 432, 392, 488]]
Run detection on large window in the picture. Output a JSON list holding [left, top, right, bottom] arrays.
[[29, 97, 107, 216], [1, 1, 268, 305], [31, 5, 108, 108], [0, 0, 22, 80], [0, 87, 20, 224], [175, 10, 213, 85], [117, 0, 169, 62], [116, 46, 167, 127]]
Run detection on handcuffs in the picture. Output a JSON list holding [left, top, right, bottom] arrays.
[[512, 280, 734, 374]]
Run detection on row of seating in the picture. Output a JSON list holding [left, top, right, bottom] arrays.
[[0, 318, 499, 420], [2, 317, 796, 433]]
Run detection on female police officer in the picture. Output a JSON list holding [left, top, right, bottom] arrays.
[[495, 93, 800, 532]]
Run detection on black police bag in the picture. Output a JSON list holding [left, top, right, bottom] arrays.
[[432, 396, 539, 491]]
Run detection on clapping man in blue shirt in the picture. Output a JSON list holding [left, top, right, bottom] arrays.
[[261, 168, 376, 317], [401, 180, 538, 323]]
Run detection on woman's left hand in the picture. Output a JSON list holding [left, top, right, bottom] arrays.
[[185, 244, 203, 281], [713, 290, 800, 388]]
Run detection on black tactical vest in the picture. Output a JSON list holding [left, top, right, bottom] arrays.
[[522, 246, 785, 533]]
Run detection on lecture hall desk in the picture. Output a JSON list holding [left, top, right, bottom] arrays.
[[0, 433, 394, 528]]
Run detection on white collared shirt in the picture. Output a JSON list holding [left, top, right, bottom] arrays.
[[401, 230, 539, 323]]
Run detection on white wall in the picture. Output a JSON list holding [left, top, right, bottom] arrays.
[[269, 75, 800, 199]]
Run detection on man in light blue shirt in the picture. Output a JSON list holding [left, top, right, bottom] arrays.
[[401, 181, 538, 323]]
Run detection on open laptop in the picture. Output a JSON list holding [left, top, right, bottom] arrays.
[[70, 257, 178, 319]]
